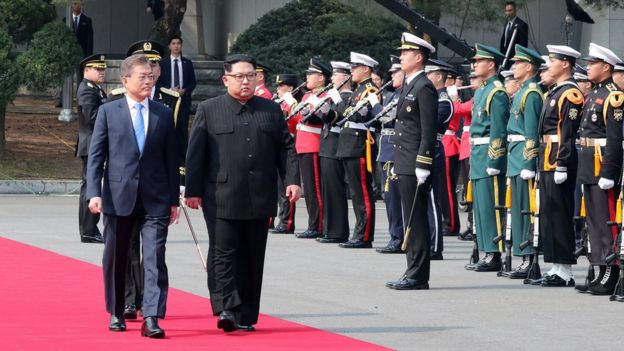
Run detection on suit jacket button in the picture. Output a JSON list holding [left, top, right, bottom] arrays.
[[246, 137, 251, 142], [249, 171, 254, 175], [248, 154, 253, 158]]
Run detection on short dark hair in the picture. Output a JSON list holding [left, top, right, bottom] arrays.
[[168, 35, 183, 44], [223, 54, 256, 73], [504, 1, 517, 8]]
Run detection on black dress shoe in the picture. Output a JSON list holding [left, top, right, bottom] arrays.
[[109, 315, 126, 332], [386, 278, 429, 290], [123, 304, 137, 320], [296, 230, 322, 239], [339, 240, 372, 249], [589, 266, 619, 295], [541, 274, 575, 287], [81, 233, 104, 243], [217, 310, 237, 333], [473, 253, 502, 272], [375, 245, 403, 254], [141, 316, 165, 338], [271, 226, 294, 234], [430, 252, 444, 260], [465, 257, 486, 271], [507, 258, 531, 279], [316, 236, 348, 244], [236, 324, 256, 332]]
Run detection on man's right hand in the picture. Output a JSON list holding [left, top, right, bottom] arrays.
[[185, 197, 203, 209], [88, 197, 102, 214]]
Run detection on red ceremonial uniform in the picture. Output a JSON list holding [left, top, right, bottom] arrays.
[[254, 84, 273, 99], [454, 99, 473, 161], [280, 101, 298, 135], [442, 108, 461, 157], [294, 89, 327, 154]]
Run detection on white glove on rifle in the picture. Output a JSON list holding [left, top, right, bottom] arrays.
[[520, 169, 535, 180], [327, 88, 342, 104], [486, 168, 500, 176], [366, 93, 380, 108], [306, 94, 320, 108], [318, 102, 330, 114], [357, 105, 369, 116], [282, 92, 297, 106], [415, 168, 430, 184], [179, 185, 186, 197], [553, 171, 567, 184], [447, 85, 459, 101], [598, 177, 615, 190]]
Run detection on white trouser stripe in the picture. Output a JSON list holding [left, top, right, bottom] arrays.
[[429, 189, 439, 253]]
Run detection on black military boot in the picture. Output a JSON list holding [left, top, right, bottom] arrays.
[[474, 253, 502, 272], [576, 265, 603, 293], [589, 265, 620, 295], [507, 255, 531, 279]]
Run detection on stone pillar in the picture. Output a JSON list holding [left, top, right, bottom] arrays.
[[181, 0, 205, 55]]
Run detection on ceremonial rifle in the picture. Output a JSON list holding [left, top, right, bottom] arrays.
[[495, 178, 513, 277], [335, 80, 393, 127], [520, 174, 541, 284], [299, 76, 352, 124], [273, 82, 307, 103], [573, 186, 596, 287], [285, 83, 334, 121]]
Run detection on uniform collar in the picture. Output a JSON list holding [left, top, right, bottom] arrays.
[[595, 77, 613, 88], [520, 75, 538, 88], [483, 75, 499, 86], [225, 93, 255, 115]]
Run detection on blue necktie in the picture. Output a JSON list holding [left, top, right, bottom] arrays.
[[134, 103, 146, 154], [173, 58, 180, 88]]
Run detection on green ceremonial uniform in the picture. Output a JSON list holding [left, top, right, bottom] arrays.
[[470, 74, 510, 253], [506, 76, 543, 256]]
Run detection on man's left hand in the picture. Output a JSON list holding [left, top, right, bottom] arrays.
[[169, 206, 179, 225], [286, 185, 302, 202]]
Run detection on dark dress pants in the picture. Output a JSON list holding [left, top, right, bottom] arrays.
[[320, 156, 349, 239], [398, 175, 431, 282], [79, 156, 100, 238]]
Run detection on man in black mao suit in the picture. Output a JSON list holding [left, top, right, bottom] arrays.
[[87, 55, 179, 338], [386, 33, 438, 290], [157, 35, 196, 168], [185, 54, 301, 332], [499, 1, 528, 69], [76, 54, 107, 244]]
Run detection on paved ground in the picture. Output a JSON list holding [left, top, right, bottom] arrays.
[[1, 195, 622, 350]]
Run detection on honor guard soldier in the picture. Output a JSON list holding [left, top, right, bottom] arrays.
[[425, 59, 455, 259], [316, 61, 353, 244], [503, 45, 544, 278], [534, 45, 584, 286], [271, 74, 299, 234], [614, 63, 624, 89], [575, 43, 624, 295], [501, 70, 520, 97], [77, 53, 107, 244], [441, 71, 462, 239], [376, 57, 405, 253], [385, 32, 437, 290], [575, 65, 594, 95], [465, 44, 510, 272], [294, 58, 332, 239], [254, 63, 273, 99], [336, 52, 382, 248]]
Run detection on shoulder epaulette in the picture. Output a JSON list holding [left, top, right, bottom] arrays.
[[110, 87, 126, 96], [607, 83, 619, 92], [493, 80, 503, 88], [520, 85, 544, 113], [528, 82, 537, 89], [159, 87, 180, 98], [87, 82, 96, 89], [485, 86, 508, 116]]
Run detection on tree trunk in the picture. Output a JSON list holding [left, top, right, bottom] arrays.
[[0, 101, 7, 157], [149, 0, 188, 49]]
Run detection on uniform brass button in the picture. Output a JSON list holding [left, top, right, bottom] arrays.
[[246, 137, 251, 142], [248, 154, 253, 158]]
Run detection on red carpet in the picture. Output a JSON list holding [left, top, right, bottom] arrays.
[[0, 237, 389, 350]]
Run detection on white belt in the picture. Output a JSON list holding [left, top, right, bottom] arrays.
[[345, 122, 376, 133], [541, 134, 559, 143], [444, 130, 455, 136], [463, 126, 470, 132], [507, 134, 526, 142], [381, 129, 395, 136], [470, 137, 490, 145], [330, 126, 342, 133], [296, 124, 322, 134]]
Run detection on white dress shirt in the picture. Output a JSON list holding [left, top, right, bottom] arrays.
[[405, 70, 424, 85], [170, 55, 183, 88], [126, 96, 149, 135]]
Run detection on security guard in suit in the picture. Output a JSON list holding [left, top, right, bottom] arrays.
[[536, 45, 584, 287], [465, 44, 510, 273], [503, 45, 544, 278], [385, 32, 438, 290], [376, 57, 404, 253], [316, 61, 353, 243], [336, 52, 382, 248], [576, 43, 624, 295], [76, 53, 107, 244]]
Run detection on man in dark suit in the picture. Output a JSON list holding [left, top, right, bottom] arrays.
[[70, 1, 93, 57], [499, 1, 528, 69], [87, 54, 179, 338], [386, 32, 438, 291], [146, 0, 164, 21], [185, 54, 301, 332], [76, 54, 107, 244], [157, 35, 196, 169]]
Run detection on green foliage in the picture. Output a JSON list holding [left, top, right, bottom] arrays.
[[0, 0, 55, 44], [17, 21, 83, 92], [0, 30, 19, 105], [583, 0, 624, 9], [231, 0, 405, 81]]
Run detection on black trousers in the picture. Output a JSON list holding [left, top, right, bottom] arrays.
[[124, 222, 143, 308], [380, 161, 403, 247], [275, 174, 296, 231], [584, 184, 618, 265], [428, 155, 445, 254], [398, 175, 431, 282], [343, 157, 375, 242], [320, 157, 349, 239], [299, 153, 323, 232], [102, 199, 169, 318], [79, 156, 100, 238], [441, 155, 460, 235], [540, 171, 577, 264], [205, 217, 268, 326]]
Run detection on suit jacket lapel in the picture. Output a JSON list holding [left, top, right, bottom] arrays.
[[143, 101, 159, 156], [397, 73, 420, 112]]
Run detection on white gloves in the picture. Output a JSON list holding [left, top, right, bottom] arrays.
[[327, 88, 342, 104], [553, 171, 567, 184], [306, 94, 320, 107], [357, 105, 369, 116], [447, 85, 458, 101], [282, 92, 297, 106], [598, 177, 615, 190], [179, 185, 186, 197], [486, 168, 500, 176], [366, 93, 380, 108], [520, 169, 535, 180], [318, 102, 331, 114], [415, 168, 430, 184]]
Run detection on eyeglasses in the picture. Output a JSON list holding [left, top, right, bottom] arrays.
[[225, 72, 257, 82]]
